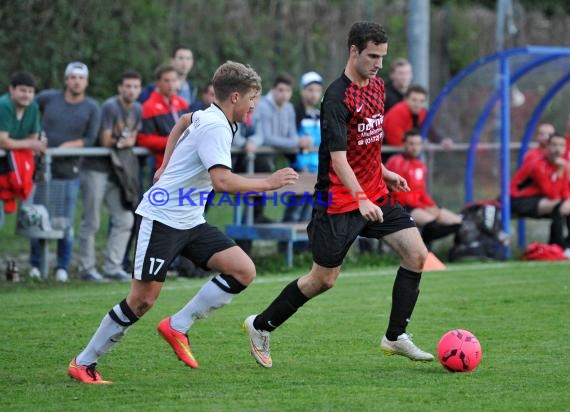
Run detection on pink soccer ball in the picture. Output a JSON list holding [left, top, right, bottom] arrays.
[[437, 329, 482, 372]]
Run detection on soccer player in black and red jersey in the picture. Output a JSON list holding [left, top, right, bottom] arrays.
[[244, 21, 434, 368]]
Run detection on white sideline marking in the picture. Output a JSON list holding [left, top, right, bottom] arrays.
[[162, 261, 562, 292]]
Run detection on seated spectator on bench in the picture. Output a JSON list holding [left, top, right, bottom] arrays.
[[385, 129, 462, 247], [524, 122, 555, 163], [511, 132, 570, 248]]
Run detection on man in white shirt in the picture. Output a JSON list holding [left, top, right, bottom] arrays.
[[67, 61, 299, 384]]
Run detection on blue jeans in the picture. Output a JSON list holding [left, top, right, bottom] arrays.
[[30, 178, 80, 271]]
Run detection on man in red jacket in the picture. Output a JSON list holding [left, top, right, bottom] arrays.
[[511, 132, 570, 247], [383, 85, 427, 147], [386, 129, 462, 246], [137, 64, 189, 171], [523, 122, 555, 163]]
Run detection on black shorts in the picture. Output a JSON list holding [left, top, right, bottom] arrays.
[[308, 194, 417, 268], [133, 216, 236, 282], [510, 196, 542, 218]]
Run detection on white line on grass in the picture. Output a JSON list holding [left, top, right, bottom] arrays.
[[162, 260, 565, 292]]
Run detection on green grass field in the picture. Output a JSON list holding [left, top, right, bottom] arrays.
[[1, 261, 569, 411]]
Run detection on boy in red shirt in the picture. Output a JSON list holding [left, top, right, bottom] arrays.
[[511, 133, 570, 247], [386, 129, 462, 246]]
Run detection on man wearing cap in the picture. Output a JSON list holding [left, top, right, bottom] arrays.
[[30, 61, 101, 282], [294, 71, 323, 175]]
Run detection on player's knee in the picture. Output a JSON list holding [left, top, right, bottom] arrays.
[[232, 260, 256, 286], [560, 200, 570, 215], [405, 247, 428, 272], [131, 295, 157, 317], [321, 279, 335, 291], [320, 274, 338, 291]]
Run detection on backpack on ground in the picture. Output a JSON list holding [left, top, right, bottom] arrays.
[[449, 201, 509, 262]]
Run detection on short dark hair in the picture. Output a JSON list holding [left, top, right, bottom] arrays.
[[154, 63, 177, 81], [118, 70, 142, 85], [347, 21, 388, 53], [403, 128, 422, 142], [548, 132, 565, 144], [172, 46, 192, 58], [10, 71, 36, 89], [405, 84, 428, 98], [272, 73, 293, 88], [200, 80, 213, 94]]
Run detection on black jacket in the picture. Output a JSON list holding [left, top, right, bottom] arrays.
[[109, 148, 140, 211]]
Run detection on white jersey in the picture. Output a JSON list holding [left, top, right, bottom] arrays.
[[136, 104, 235, 230]]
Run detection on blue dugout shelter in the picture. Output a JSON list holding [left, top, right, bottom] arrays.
[[421, 46, 570, 254]]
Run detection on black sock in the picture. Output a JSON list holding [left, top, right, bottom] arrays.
[[385, 267, 421, 341], [421, 221, 438, 245], [549, 204, 564, 246], [565, 216, 570, 246], [254, 279, 310, 332], [422, 221, 461, 245]]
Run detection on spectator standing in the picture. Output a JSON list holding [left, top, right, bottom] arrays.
[[0, 71, 46, 211], [383, 85, 428, 147], [137, 64, 189, 171], [138, 47, 195, 105], [384, 58, 412, 113], [283, 71, 323, 224], [253, 73, 310, 223], [190, 81, 215, 112], [77, 71, 142, 282], [0, 72, 45, 281], [30, 62, 100, 282], [293, 71, 323, 174]]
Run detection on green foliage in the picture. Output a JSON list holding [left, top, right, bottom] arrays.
[[0, 0, 173, 99], [0, 0, 568, 99], [1, 262, 569, 410]]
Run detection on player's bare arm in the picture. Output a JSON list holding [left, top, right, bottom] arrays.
[[209, 166, 299, 194], [0, 131, 45, 154], [330, 151, 383, 222], [153, 112, 193, 183], [382, 163, 410, 192]]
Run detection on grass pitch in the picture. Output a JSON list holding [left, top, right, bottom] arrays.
[[1, 261, 569, 411]]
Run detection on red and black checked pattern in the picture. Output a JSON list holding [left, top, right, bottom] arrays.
[[321, 76, 388, 214]]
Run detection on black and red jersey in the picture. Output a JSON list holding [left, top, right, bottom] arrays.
[[315, 74, 387, 214]]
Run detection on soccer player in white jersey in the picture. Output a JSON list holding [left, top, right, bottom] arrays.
[[67, 61, 299, 384]]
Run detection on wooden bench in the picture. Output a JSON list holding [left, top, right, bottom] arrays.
[[225, 173, 317, 267]]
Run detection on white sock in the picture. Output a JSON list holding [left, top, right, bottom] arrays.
[[170, 278, 235, 333], [76, 301, 137, 365]]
